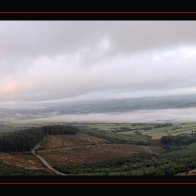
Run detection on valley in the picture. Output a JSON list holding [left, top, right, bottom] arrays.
[[0, 123, 195, 176]]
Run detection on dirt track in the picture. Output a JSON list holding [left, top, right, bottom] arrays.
[[32, 141, 67, 176]]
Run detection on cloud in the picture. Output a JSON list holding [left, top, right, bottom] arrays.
[[1, 21, 196, 103]]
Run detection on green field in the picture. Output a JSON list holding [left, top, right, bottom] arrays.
[[79, 122, 196, 141]]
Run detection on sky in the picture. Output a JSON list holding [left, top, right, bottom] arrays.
[[1, 21, 196, 105]]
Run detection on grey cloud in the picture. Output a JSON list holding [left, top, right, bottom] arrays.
[[1, 21, 196, 59], [1, 21, 196, 103]]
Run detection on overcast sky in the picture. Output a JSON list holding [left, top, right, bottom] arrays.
[[1, 21, 196, 104]]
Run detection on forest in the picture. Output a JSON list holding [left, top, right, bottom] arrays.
[[0, 125, 79, 152]]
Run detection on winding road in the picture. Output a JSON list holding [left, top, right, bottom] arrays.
[[31, 141, 67, 176]]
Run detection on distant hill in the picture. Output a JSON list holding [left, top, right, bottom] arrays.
[[1, 94, 196, 120], [45, 94, 196, 114]]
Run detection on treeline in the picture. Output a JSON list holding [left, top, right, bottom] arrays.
[[0, 129, 44, 152], [161, 135, 196, 147], [153, 123, 173, 128], [41, 125, 79, 135], [0, 125, 79, 152]]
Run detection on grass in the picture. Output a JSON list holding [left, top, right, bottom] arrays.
[[80, 128, 152, 145], [0, 161, 51, 176], [53, 142, 196, 176], [38, 142, 162, 165]]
